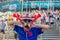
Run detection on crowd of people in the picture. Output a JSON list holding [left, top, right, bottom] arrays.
[[40, 10, 60, 25], [0, 10, 60, 40]]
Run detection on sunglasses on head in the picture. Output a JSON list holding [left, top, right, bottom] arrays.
[[23, 19, 32, 22]]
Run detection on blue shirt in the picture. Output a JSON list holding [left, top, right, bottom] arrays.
[[2, 22, 6, 30], [14, 25, 43, 40]]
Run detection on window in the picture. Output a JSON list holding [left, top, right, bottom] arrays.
[[52, 0, 60, 1], [28, 0, 50, 1]]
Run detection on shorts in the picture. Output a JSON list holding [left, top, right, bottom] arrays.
[[57, 18, 59, 20], [1, 29, 5, 34], [46, 22, 49, 25], [50, 22, 54, 24]]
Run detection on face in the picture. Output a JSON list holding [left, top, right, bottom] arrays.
[[23, 19, 31, 31], [23, 19, 32, 26], [24, 24, 30, 31]]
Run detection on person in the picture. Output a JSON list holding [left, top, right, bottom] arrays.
[[41, 10, 46, 23], [49, 15, 54, 24], [8, 17, 51, 40], [0, 20, 6, 34], [0, 19, 6, 40]]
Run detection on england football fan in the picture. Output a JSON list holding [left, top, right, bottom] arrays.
[[8, 13, 51, 40]]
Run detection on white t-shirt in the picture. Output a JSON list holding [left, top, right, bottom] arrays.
[[2, 16, 6, 20], [41, 13, 46, 19], [2, 15, 8, 20], [52, 12, 57, 18], [45, 16, 49, 22], [5, 15, 8, 20], [50, 17, 54, 22]]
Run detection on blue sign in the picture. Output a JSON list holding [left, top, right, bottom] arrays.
[[0, 1, 20, 11], [0, 1, 60, 11], [8, 1, 20, 11], [23, 1, 60, 9]]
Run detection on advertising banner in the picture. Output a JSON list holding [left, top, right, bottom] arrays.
[[0, 1, 20, 11], [0, 1, 60, 11]]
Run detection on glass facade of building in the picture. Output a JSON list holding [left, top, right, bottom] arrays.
[[0, 0, 60, 2], [0, 0, 60, 11]]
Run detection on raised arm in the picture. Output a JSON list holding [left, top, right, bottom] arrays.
[[31, 23, 51, 32], [40, 24, 51, 32], [8, 21, 24, 27]]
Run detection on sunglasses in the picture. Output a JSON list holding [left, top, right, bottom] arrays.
[[23, 19, 32, 22]]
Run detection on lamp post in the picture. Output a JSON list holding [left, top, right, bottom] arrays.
[[20, 0, 23, 15], [47, 0, 50, 11], [26, 0, 28, 12]]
